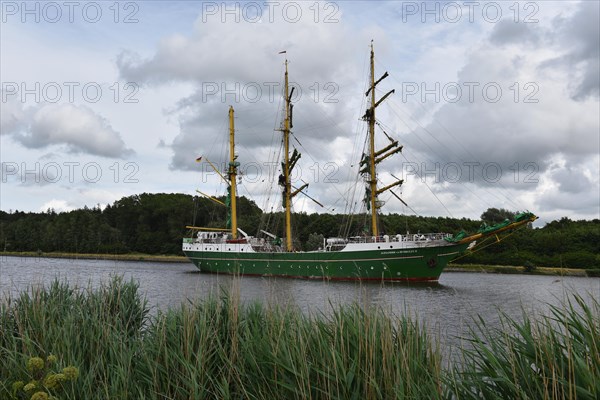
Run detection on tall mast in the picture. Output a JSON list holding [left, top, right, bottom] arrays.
[[361, 41, 403, 237], [283, 60, 292, 251], [368, 43, 378, 236], [228, 106, 238, 239], [278, 58, 306, 251]]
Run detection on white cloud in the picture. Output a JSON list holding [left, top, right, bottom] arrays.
[[4, 102, 133, 158], [39, 199, 74, 213]]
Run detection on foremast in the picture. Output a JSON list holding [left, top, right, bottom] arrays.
[[227, 106, 239, 239], [361, 41, 403, 237], [279, 59, 305, 251]]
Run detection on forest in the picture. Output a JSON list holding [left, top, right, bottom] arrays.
[[0, 193, 598, 270]]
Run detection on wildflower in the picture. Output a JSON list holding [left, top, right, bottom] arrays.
[[27, 357, 45, 372], [12, 380, 24, 392], [30, 391, 49, 400], [23, 382, 37, 392], [46, 354, 57, 364], [62, 366, 79, 380], [43, 374, 61, 389]]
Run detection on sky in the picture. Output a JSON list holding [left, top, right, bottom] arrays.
[[1, 0, 599, 227]]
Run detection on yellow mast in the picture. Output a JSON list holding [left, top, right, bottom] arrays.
[[190, 108, 240, 235], [228, 106, 238, 239], [368, 43, 378, 236], [363, 41, 401, 237], [283, 60, 293, 251]]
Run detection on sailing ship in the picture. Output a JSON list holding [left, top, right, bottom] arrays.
[[182, 43, 537, 281]]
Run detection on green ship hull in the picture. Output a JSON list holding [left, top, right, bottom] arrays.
[[183, 242, 469, 281]]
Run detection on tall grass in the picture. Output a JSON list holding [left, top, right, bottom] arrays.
[[0, 277, 149, 399], [1, 277, 598, 399], [448, 295, 600, 399], [136, 295, 443, 399]]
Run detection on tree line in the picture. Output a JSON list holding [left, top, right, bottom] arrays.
[[0, 193, 598, 269]]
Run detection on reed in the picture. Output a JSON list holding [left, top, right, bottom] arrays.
[[447, 294, 599, 400], [1, 277, 598, 399], [0, 277, 150, 399], [135, 290, 444, 399]]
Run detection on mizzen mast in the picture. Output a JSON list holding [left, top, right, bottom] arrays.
[[187, 106, 240, 236], [361, 41, 402, 237]]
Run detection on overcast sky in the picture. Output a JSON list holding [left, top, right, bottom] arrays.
[[1, 1, 598, 226]]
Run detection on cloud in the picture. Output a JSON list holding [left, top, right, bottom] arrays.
[[541, 1, 600, 100], [535, 156, 600, 218], [117, 3, 356, 85], [116, 3, 365, 172], [39, 199, 74, 213], [0, 95, 26, 135], [489, 19, 540, 46], [399, 4, 599, 182], [3, 101, 133, 158]]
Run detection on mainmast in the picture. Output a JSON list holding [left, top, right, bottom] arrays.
[[368, 43, 378, 236], [361, 41, 403, 237], [280, 58, 305, 251], [228, 106, 238, 239], [283, 61, 293, 250]]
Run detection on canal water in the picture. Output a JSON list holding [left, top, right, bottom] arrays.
[[1, 255, 598, 353]]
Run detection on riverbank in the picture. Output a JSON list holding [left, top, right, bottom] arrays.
[[446, 263, 593, 277], [0, 251, 188, 263], [1, 252, 597, 277]]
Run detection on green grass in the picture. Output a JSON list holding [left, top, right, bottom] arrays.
[[1, 277, 598, 399], [448, 295, 600, 399]]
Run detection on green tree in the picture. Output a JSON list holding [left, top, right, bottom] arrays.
[[480, 208, 516, 224]]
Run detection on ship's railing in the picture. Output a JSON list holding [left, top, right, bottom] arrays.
[[191, 231, 229, 244], [345, 233, 452, 244]]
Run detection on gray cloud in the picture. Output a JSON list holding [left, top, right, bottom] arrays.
[[116, 4, 357, 86], [490, 19, 540, 46], [166, 87, 355, 172], [2, 102, 132, 158], [542, 1, 600, 100], [552, 165, 593, 194], [116, 3, 365, 173], [0, 96, 26, 135], [400, 7, 598, 181]]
